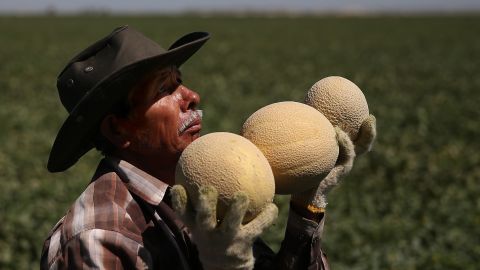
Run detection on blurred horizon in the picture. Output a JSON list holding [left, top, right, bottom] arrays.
[[1, 0, 480, 15]]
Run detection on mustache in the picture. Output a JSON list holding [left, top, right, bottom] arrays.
[[178, 110, 203, 134]]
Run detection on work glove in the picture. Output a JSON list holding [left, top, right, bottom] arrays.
[[353, 114, 377, 156], [171, 185, 278, 270], [291, 115, 376, 211]]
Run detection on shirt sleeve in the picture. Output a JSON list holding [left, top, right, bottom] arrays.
[[44, 229, 153, 270], [253, 208, 329, 270]]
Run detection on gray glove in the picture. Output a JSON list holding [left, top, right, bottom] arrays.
[[171, 185, 278, 270], [291, 115, 377, 211]]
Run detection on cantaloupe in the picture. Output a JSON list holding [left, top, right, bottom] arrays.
[[241, 101, 339, 194], [305, 76, 369, 140], [175, 132, 275, 222]]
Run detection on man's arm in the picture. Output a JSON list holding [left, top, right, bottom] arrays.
[[275, 208, 329, 269], [254, 115, 376, 270], [252, 209, 329, 270], [251, 128, 355, 270]]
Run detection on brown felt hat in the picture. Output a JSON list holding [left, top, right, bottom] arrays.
[[47, 25, 210, 172]]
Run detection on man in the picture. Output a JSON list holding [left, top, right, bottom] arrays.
[[41, 26, 376, 269]]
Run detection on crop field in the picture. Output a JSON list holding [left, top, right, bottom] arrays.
[[0, 15, 479, 269]]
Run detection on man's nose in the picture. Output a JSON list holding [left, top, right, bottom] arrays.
[[179, 86, 200, 111]]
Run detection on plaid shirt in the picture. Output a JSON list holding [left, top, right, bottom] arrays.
[[41, 157, 329, 269]]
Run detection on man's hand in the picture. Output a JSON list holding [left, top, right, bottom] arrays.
[[290, 114, 377, 211], [171, 185, 278, 270], [291, 127, 355, 210]]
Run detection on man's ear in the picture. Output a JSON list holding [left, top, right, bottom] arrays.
[[100, 114, 131, 149]]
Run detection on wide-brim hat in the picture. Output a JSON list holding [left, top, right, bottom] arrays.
[[47, 25, 210, 172]]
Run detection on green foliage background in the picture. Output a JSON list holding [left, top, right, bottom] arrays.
[[1, 15, 479, 269]]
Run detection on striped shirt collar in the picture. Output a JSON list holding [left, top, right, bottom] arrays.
[[105, 156, 170, 206]]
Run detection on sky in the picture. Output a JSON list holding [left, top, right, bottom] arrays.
[[1, 0, 480, 14]]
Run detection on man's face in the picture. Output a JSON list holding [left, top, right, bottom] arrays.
[[120, 67, 202, 161]]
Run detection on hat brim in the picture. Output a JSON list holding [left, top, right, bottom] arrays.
[[47, 32, 210, 172]]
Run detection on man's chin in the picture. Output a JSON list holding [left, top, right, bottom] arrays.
[[178, 131, 201, 151]]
